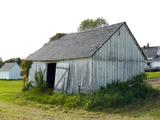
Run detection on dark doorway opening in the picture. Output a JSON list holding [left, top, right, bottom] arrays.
[[47, 63, 56, 89]]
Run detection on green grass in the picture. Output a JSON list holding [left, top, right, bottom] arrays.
[[16, 74, 159, 110], [146, 72, 160, 79], [0, 80, 22, 102], [1, 78, 160, 120]]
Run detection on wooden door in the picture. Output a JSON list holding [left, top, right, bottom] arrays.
[[54, 63, 69, 92]]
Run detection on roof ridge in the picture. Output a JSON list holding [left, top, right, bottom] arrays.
[[48, 22, 126, 44]]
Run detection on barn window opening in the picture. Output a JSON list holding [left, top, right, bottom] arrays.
[[47, 63, 56, 89], [147, 62, 152, 67]]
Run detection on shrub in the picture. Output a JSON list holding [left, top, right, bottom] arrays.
[[20, 60, 32, 90], [17, 74, 159, 110], [22, 81, 33, 91], [88, 74, 159, 110], [50, 33, 66, 41], [34, 69, 48, 93]]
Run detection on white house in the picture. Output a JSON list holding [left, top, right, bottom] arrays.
[[0, 57, 2, 62], [0, 62, 22, 79], [26, 22, 145, 94], [142, 44, 160, 71]]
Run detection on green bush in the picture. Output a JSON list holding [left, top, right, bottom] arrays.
[[20, 60, 32, 90], [34, 69, 47, 93], [16, 74, 159, 110], [16, 89, 87, 109], [22, 81, 33, 91], [88, 74, 158, 109]]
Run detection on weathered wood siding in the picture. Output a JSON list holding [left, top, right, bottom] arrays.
[[92, 25, 145, 91], [28, 62, 47, 85], [28, 59, 92, 93], [56, 58, 92, 93]]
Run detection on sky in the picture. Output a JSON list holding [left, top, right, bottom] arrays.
[[0, 0, 160, 61]]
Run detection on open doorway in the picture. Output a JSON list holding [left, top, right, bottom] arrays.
[[47, 63, 56, 89]]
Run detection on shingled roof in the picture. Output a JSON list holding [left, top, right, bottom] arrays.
[[142, 46, 160, 61], [26, 22, 145, 61], [0, 63, 16, 71]]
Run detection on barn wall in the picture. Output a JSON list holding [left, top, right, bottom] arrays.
[[92, 25, 145, 91], [9, 64, 22, 79], [56, 58, 92, 94], [28, 59, 92, 94], [28, 62, 47, 85], [0, 71, 9, 79]]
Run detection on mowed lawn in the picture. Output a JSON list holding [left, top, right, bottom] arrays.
[[146, 72, 160, 79], [1, 80, 160, 120], [0, 80, 22, 102]]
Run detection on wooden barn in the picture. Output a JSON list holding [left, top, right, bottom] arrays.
[[26, 22, 145, 94]]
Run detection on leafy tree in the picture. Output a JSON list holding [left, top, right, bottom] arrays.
[[0, 60, 3, 68], [4, 58, 22, 65], [50, 33, 66, 41], [78, 17, 108, 31], [20, 60, 32, 90]]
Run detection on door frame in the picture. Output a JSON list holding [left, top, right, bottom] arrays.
[[46, 62, 57, 89]]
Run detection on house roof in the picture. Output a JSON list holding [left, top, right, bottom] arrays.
[[0, 63, 16, 72], [142, 46, 160, 61], [26, 22, 145, 61]]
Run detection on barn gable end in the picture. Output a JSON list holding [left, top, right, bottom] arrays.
[[92, 24, 145, 91]]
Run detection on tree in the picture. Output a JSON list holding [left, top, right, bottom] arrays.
[[20, 60, 32, 90], [0, 58, 3, 68], [4, 57, 22, 65], [78, 17, 108, 32], [50, 33, 66, 41]]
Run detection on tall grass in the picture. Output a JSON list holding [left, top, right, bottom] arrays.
[[88, 74, 158, 110], [34, 69, 47, 93], [16, 74, 159, 110]]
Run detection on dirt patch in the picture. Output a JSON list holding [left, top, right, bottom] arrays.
[[147, 78, 160, 86]]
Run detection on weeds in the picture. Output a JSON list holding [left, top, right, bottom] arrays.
[[88, 74, 158, 110], [34, 69, 47, 93], [16, 74, 159, 110]]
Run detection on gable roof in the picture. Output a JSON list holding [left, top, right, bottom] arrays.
[[26, 22, 145, 61], [0, 63, 17, 72], [142, 46, 160, 61]]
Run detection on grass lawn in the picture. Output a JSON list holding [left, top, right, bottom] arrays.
[[0, 80, 22, 102], [1, 80, 160, 120], [146, 72, 160, 79]]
